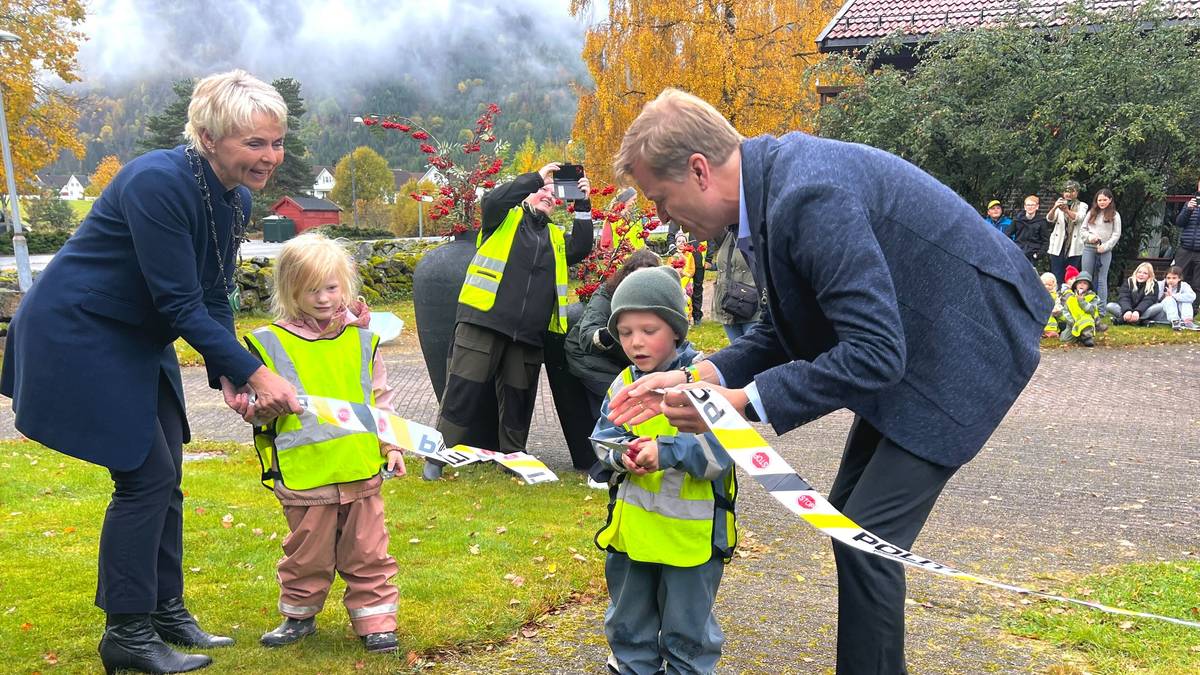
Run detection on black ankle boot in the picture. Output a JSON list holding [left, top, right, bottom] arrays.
[[98, 614, 212, 674], [151, 597, 234, 648]]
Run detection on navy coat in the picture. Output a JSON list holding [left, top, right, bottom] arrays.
[[706, 134, 1050, 467], [1, 147, 263, 471]]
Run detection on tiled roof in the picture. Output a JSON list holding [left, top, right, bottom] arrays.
[[280, 196, 342, 212], [818, 0, 1200, 49]]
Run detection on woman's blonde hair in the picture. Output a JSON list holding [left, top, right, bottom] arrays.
[[1130, 261, 1156, 295], [184, 69, 288, 152], [271, 233, 360, 323], [613, 88, 743, 184]]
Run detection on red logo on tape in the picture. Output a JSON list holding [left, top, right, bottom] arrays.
[[751, 452, 770, 469], [796, 495, 816, 510], [377, 416, 388, 432], [337, 408, 351, 423]]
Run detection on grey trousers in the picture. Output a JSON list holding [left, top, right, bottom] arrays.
[[1105, 302, 1164, 324], [604, 552, 725, 675]]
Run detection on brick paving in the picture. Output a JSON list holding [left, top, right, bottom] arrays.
[[2, 341, 1196, 673]]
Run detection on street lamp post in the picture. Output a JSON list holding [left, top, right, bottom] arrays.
[[0, 30, 33, 292], [350, 153, 359, 228], [417, 194, 433, 238]]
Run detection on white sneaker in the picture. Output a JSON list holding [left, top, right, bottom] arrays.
[[587, 477, 609, 490]]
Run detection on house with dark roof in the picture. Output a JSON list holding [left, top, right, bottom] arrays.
[[817, 0, 1200, 68], [35, 173, 90, 200], [270, 196, 342, 234], [310, 165, 335, 199]]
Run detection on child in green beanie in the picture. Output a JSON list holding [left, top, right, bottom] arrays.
[[588, 265, 737, 674]]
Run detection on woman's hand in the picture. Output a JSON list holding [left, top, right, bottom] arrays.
[[247, 366, 302, 418], [608, 370, 687, 427]]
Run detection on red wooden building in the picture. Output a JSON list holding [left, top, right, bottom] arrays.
[[270, 196, 342, 234]]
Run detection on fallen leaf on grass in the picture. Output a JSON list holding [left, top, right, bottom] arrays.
[[572, 553, 588, 563], [194, 507, 207, 515], [408, 538, 421, 545], [1117, 621, 1135, 631], [221, 514, 234, 528], [510, 576, 525, 587], [189, 567, 202, 573], [469, 544, 480, 555], [63, 527, 75, 534], [521, 627, 538, 638], [508, 598, 521, 606], [20, 622, 31, 631], [547, 563, 557, 573], [1189, 645, 1200, 652], [42, 652, 57, 665], [496, 526, 507, 535], [406, 651, 421, 666], [355, 659, 365, 669]]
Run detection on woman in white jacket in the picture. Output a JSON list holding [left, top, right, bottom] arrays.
[[1160, 265, 1197, 330], [1046, 180, 1088, 284], [1080, 188, 1121, 303]]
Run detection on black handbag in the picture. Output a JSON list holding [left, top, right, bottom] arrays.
[[719, 234, 759, 320]]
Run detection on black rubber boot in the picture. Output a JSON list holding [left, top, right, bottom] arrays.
[[260, 616, 317, 647], [362, 631, 398, 653], [98, 613, 212, 674], [151, 597, 234, 649]]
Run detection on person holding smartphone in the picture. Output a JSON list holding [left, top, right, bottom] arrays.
[[1172, 180, 1200, 291], [428, 163, 594, 479], [1046, 180, 1088, 284]]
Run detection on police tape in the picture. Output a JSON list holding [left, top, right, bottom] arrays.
[[675, 386, 1200, 629], [299, 395, 558, 484]]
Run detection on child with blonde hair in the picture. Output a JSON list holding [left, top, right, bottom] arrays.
[[1104, 262, 1162, 325], [239, 232, 404, 653], [1039, 272, 1062, 338]]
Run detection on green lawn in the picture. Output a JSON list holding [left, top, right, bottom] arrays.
[[0, 440, 605, 673], [64, 199, 93, 221], [1008, 562, 1200, 674]]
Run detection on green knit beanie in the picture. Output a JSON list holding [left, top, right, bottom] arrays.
[[607, 266, 689, 343]]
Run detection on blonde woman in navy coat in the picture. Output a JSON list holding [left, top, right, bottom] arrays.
[[1, 70, 301, 674]]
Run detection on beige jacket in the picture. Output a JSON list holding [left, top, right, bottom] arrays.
[[1047, 201, 1087, 257]]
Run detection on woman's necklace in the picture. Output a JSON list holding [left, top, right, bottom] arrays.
[[186, 146, 245, 313]]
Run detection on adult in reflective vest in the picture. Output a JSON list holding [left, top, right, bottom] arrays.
[[430, 163, 594, 479]]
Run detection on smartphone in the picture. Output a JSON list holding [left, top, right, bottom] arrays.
[[553, 163, 586, 200]]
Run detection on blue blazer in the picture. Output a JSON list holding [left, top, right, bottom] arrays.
[[706, 134, 1051, 467], [1, 147, 263, 471]]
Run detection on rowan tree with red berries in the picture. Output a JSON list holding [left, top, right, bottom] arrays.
[[357, 104, 506, 236], [569, 189, 665, 302]]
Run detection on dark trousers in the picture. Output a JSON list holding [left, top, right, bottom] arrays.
[[827, 416, 959, 675], [95, 371, 185, 614], [1050, 254, 1082, 286], [1176, 247, 1200, 291], [437, 322, 542, 453], [691, 254, 705, 322]]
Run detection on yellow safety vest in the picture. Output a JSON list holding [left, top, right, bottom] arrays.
[[595, 367, 737, 567], [244, 325, 383, 491], [458, 206, 569, 334], [614, 218, 646, 251]]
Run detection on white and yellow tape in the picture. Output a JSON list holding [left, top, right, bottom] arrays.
[[298, 395, 558, 484], [677, 386, 1200, 629]]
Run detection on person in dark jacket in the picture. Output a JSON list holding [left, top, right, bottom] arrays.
[[1172, 181, 1200, 290], [0, 70, 301, 674], [607, 89, 1048, 675], [1105, 262, 1163, 325], [1011, 195, 1050, 265], [429, 163, 593, 479], [566, 248, 665, 414]]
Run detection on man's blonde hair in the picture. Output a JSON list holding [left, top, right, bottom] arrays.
[[184, 70, 288, 152], [271, 233, 361, 323], [613, 88, 743, 183]]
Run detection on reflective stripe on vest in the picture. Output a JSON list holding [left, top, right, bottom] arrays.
[[594, 367, 737, 567], [458, 206, 570, 334], [245, 325, 383, 491]]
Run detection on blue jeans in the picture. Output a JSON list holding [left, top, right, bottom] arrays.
[[1082, 246, 1113, 302], [721, 321, 756, 343]]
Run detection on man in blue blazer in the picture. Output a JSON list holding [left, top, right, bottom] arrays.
[[608, 89, 1049, 674]]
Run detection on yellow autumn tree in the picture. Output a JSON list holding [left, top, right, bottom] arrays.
[[0, 0, 86, 191], [85, 155, 123, 197], [509, 136, 572, 176], [569, 0, 842, 183]]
